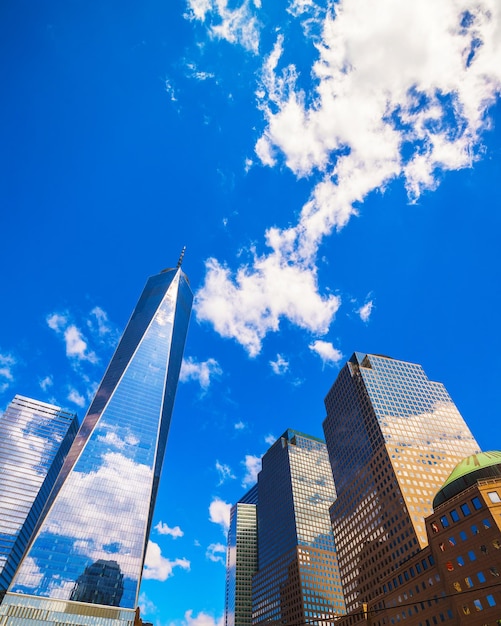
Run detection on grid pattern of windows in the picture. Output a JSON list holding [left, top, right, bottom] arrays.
[[2, 268, 192, 622], [252, 430, 346, 626], [225, 500, 258, 626], [0, 396, 78, 598], [323, 353, 479, 613]]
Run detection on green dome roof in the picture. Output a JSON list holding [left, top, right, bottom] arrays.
[[433, 451, 501, 509]]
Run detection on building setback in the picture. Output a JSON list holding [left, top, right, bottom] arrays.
[[0, 264, 192, 626], [251, 430, 346, 626], [0, 395, 79, 600], [323, 353, 480, 613]]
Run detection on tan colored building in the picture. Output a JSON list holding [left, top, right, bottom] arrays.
[[336, 451, 501, 626], [323, 353, 480, 613]]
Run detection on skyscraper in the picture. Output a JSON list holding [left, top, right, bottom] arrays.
[[0, 395, 79, 601], [251, 430, 346, 626], [323, 352, 480, 613], [0, 265, 192, 626], [225, 486, 258, 626]]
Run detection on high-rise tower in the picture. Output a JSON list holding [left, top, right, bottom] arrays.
[[322, 352, 480, 613], [0, 266, 192, 626], [252, 430, 346, 626], [225, 486, 258, 626], [0, 395, 79, 600]]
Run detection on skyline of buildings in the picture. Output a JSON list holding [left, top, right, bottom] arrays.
[[0, 265, 193, 626], [224, 353, 493, 626], [0, 395, 79, 601], [1, 345, 498, 625]]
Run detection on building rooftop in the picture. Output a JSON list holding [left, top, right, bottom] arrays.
[[433, 450, 501, 508]]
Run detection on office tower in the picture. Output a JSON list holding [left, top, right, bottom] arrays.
[[252, 430, 346, 626], [0, 265, 193, 626], [323, 352, 480, 613], [225, 485, 258, 626], [0, 395, 79, 600]]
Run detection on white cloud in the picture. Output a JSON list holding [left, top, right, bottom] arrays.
[[195, 0, 501, 355], [196, 255, 340, 357], [309, 340, 343, 365], [216, 461, 236, 486], [155, 521, 184, 538], [358, 300, 374, 322], [0, 352, 15, 393], [180, 356, 222, 389], [67, 388, 86, 408], [138, 592, 157, 617], [242, 454, 261, 487], [39, 375, 53, 391], [185, 0, 261, 53], [181, 610, 224, 626], [206, 542, 226, 564], [264, 433, 276, 446], [234, 420, 246, 430], [143, 540, 190, 581], [269, 353, 289, 375], [47, 312, 98, 364], [209, 497, 231, 532], [88, 307, 119, 344]]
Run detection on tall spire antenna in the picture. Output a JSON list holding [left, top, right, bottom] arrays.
[[177, 246, 186, 268]]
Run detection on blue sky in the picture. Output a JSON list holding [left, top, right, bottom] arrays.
[[1, 0, 500, 624]]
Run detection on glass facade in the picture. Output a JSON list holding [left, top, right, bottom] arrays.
[[252, 430, 346, 626], [0, 395, 79, 600], [1, 267, 192, 625], [225, 486, 258, 626], [323, 353, 480, 613]]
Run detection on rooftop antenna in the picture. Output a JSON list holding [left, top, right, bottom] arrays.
[[177, 246, 186, 269]]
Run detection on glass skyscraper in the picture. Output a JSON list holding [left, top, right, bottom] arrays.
[[323, 352, 480, 613], [0, 395, 79, 601], [251, 430, 346, 626], [0, 266, 192, 626], [225, 486, 258, 626]]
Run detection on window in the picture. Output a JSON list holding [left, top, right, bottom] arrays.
[[450, 510, 460, 522], [488, 491, 501, 503], [473, 599, 483, 611], [471, 524, 479, 535], [459, 531, 467, 541], [468, 550, 477, 561], [486, 594, 496, 607], [471, 496, 482, 510], [477, 572, 486, 583], [464, 576, 473, 588], [448, 536, 456, 546], [439, 516, 449, 528], [457, 556, 465, 567], [482, 518, 491, 529], [460, 503, 471, 516], [489, 566, 499, 577]]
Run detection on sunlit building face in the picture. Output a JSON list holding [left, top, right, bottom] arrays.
[[1, 267, 192, 626], [225, 486, 258, 626], [0, 396, 78, 600], [323, 353, 480, 613]]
